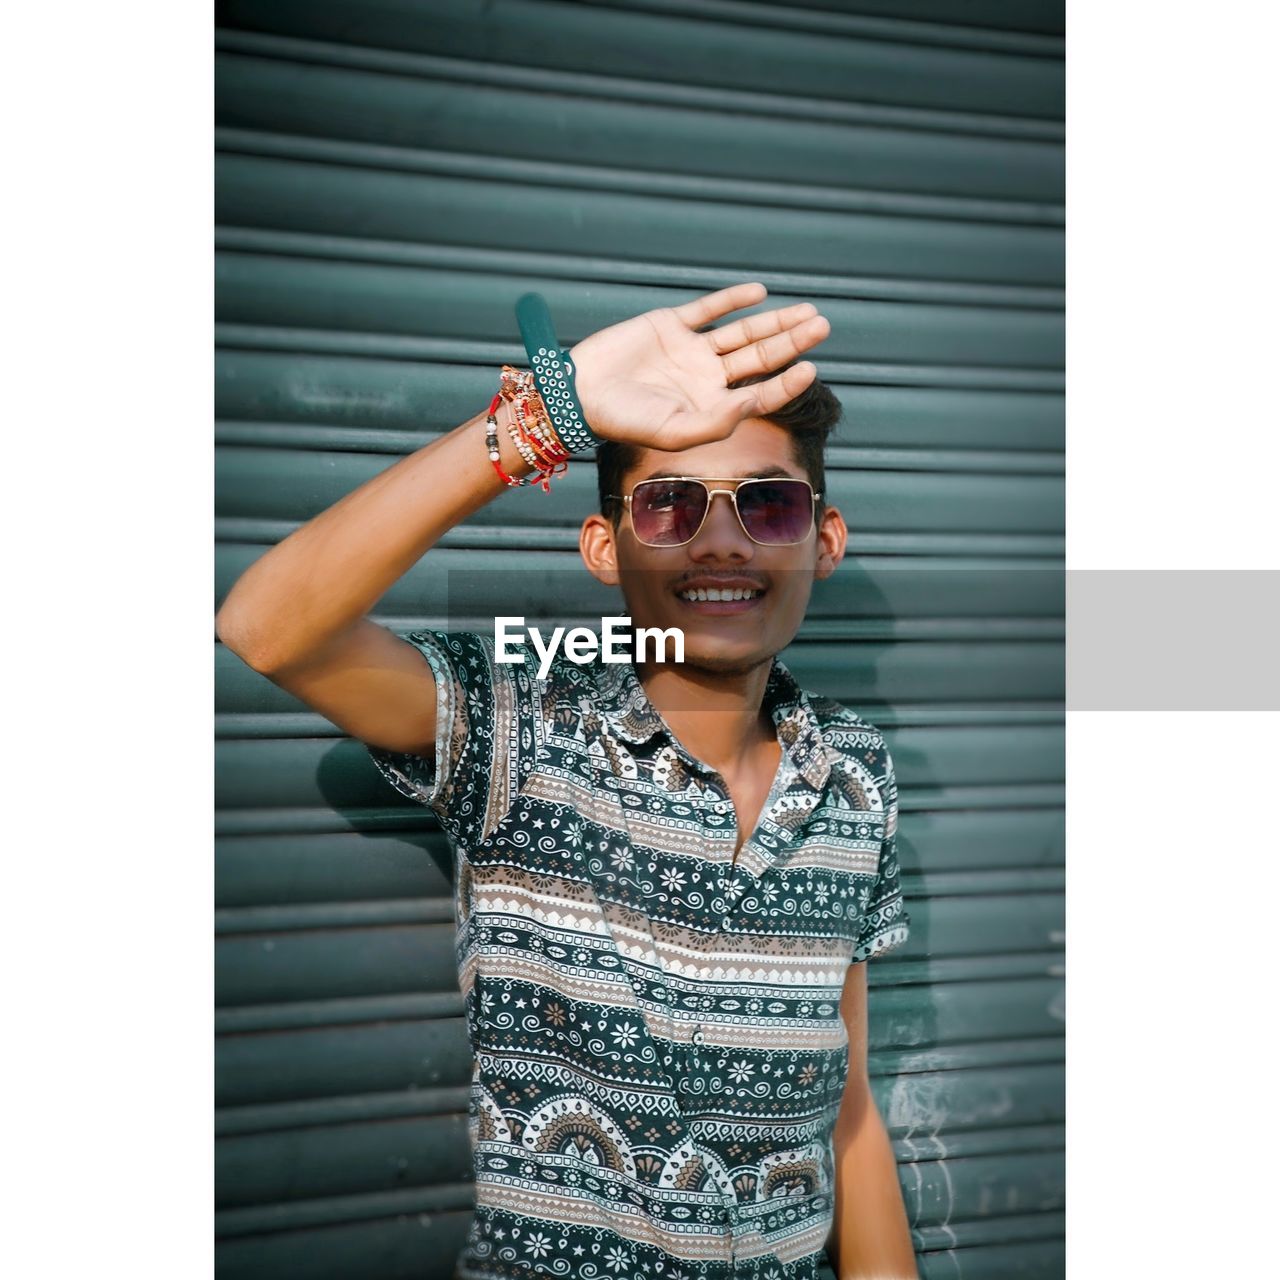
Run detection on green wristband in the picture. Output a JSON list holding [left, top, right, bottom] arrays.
[[514, 292, 600, 452]]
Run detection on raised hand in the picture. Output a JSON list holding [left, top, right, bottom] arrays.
[[567, 282, 831, 452]]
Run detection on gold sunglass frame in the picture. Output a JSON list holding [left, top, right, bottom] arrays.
[[606, 476, 822, 548]]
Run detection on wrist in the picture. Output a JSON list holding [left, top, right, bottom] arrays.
[[491, 397, 536, 479]]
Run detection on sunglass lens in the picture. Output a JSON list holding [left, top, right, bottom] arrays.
[[630, 480, 709, 545], [736, 480, 814, 544]]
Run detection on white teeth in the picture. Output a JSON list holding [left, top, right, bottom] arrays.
[[678, 587, 761, 602]]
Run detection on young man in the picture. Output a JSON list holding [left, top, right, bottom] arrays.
[[217, 282, 916, 1280]]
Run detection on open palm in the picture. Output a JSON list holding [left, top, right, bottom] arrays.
[[567, 282, 832, 452]]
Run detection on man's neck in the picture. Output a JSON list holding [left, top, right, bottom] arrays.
[[637, 659, 777, 776]]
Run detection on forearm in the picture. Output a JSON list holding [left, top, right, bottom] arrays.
[[215, 401, 531, 672], [827, 1082, 918, 1280]]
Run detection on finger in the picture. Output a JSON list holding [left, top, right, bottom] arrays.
[[705, 302, 819, 356], [720, 314, 830, 383], [671, 281, 767, 330], [738, 361, 819, 418]]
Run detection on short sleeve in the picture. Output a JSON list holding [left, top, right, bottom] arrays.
[[851, 744, 911, 963], [363, 629, 537, 849]]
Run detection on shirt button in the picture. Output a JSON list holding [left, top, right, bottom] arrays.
[[691, 1026, 704, 1046]]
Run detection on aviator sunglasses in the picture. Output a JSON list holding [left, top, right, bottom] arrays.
[[607, 476, 821, 548]]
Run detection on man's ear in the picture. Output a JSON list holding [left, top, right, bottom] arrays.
[[814, 505, 847, 580], [580, 512, 621, 587]]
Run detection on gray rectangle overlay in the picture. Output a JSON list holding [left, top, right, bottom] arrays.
[[1068, 570, 1279, 709]]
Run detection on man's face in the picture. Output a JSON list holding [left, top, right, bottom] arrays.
[[580, 419, 847, 678]]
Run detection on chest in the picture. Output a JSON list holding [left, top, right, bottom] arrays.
[[719, 745, 784, 860]]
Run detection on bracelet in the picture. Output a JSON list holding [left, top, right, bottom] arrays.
[[513, 408, 564, 475], [513, 388, 569, 469], [514, 292, 599, 453], [501, 368, 570, 466], [512, 394, 569, 493], [486, 368, 573, 493], [484, 392, 531, 488], [503, 401, 543, 472]]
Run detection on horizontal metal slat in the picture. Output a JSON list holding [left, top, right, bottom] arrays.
[[216, 544, 1065, 624], [215, 1208, 478, 1279], [213, 724, 1063, 813], [915, 1210, 1064, 1253], [216, 1183, 473, 1240], [216, 829, 449, 909], [216, 154, 1064, 289], [214, 953, 1067, 1037], [215, 698, 1066, 742], [218, 1112, 472, 1209], [215, 54, 1063, 210], [217, 226, 1065, 310], [214, 951, 1065, 1037], [217, 519, 1065, 560], [872, 1035, 1063, 1077], [214, 350, 1064, 452], [557, 0, 1064, 58], [214, 1059, 1062, 1141], [213, 808, 1063, 910], [213, 785, 1065, 838], [217, 993, 463, 1035], [217, 899, 456, 934], [217, 0, 1063, 120], [914, 1123, 1062, 1162], [216, 1196, 1063, 1273], [217, 325, 1065, 393], [213, 895, 1062, 1010], [216, 27, 1064, 139], [218, 1086, 472, 1137], [903, 1150, 1063, 1221], [918, 1239, 1064, 1280], [216, 983, 1062, 1109], [215, 422, 1065, 477], [214, 255, 1064, 372], [216, 924, 460, 1008], [218, 1081, 1065, 1162], [215, 638, 1064, 726], [214, 448, 1063, 539], [217, 1018, 476, 1108], [216, 1071, 1063, 1209], [797, 1, 1062, 40]]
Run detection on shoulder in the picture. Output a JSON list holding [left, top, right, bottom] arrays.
[[803, 690, 896, 807], [806, 691, 889, 758]]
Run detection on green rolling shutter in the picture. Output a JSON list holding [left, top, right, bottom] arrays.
[[215, 2, 1064, 1277]]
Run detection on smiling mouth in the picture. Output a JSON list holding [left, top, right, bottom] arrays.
[[673, 586, 767, 614], [677, 587, 763, 603]]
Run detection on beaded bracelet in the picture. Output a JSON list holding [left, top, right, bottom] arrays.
[[484, 367, 572, 492], [484, 392, 530, 488], [512, 385, 569, 470], [503, 398, 544, 473]]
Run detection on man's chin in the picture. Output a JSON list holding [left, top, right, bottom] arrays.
[[672, 647, 776, 679]]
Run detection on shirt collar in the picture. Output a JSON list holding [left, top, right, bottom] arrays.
[[594, 655, 833, 793]]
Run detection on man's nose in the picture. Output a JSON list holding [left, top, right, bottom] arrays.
[[689, 489, 753, 558]]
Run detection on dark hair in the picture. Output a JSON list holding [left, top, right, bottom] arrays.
[[596, 360, 842, 521]]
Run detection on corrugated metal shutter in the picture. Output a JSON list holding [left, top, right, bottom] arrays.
[[215, 2, 1065, 1276]]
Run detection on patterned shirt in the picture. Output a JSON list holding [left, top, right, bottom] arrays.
[[365, 630, 910, 1280]]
